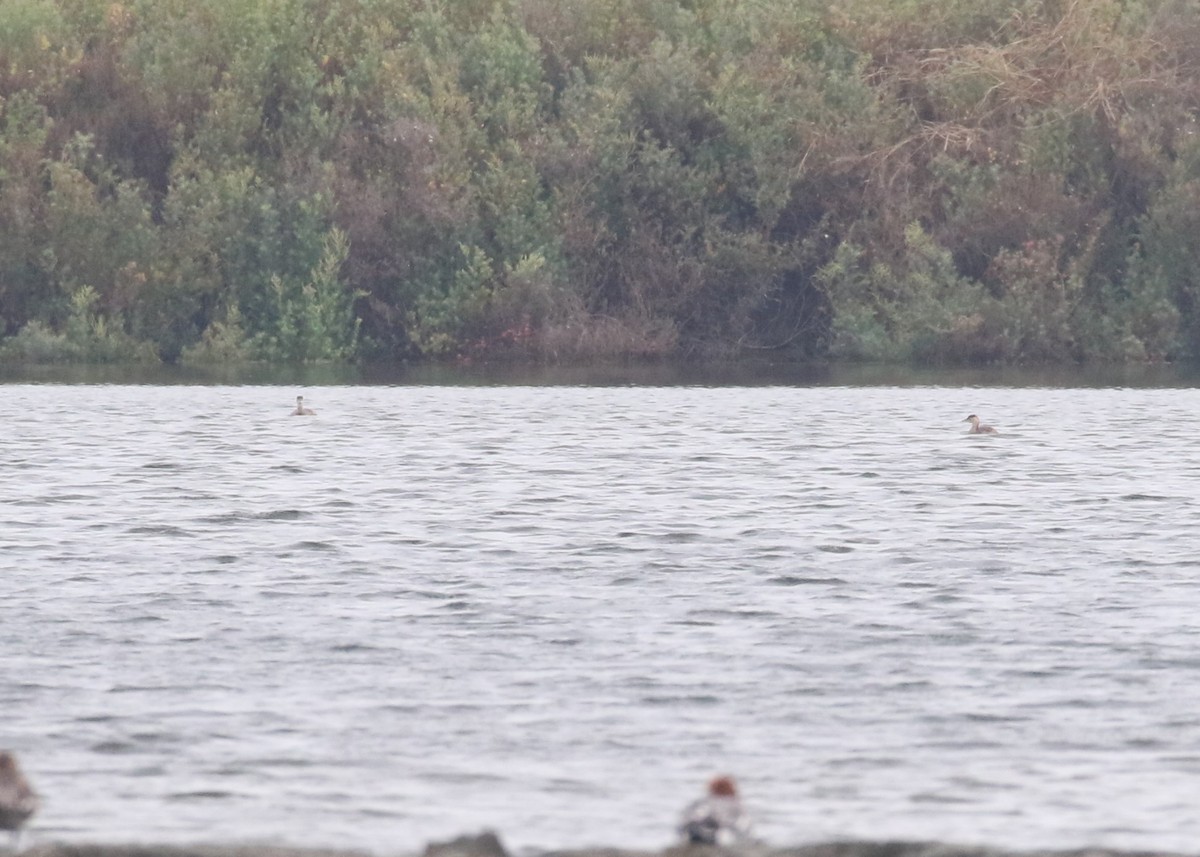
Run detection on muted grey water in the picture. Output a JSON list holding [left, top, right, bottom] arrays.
[[3, 382, 1200, 854]]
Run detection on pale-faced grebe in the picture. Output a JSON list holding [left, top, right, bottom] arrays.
[[0, 751, 39, 844], [292, 395, 316, 416], [964, 414, 997, 434], [678, 775, 753, 845]]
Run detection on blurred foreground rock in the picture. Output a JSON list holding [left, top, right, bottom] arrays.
[[18, 838, 1192, 857], [552, 843, 1192, 857], [424, 833, 509, 857], [21, 847, 367, 857]]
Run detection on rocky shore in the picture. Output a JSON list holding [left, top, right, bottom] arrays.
[[18, 834, 1193, 857]]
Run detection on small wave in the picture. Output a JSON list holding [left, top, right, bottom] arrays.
[[768, 575, 848, 586], [964, 712, 1029, 723], [291, 540, 337, 551], [256, 509, 307, 520], [641, 694, 721, 705], [688, 608, 781, 620], [108, 681, 171, 692], [241, 756, 315, 768], [198, 512, 245, 524], [199, 508, 309, 524], [424, 770, 508, 785], [114, 613, 167, 624], [127, 525, 191, 537], [329, 642, 382, 653], [909, 790, 979, 805], [889, 679, 935, 691], [15, 493, 95, 504], [816, 543, 854, 553], [258, 588, 310, 599], [167, 790, 235, 801], [660, 531, 703, 543], [1124, 736, 1166, 749]]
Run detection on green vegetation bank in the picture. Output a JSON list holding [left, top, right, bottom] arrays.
[[1, 0, 1199, 365]]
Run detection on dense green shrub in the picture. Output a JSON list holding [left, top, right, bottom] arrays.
[[819, 224, 996, 363], [1, 285, 159, 363], [1, 0, 1199, 365]]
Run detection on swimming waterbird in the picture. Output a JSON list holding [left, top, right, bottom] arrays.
[[963, 414, 997, 434]]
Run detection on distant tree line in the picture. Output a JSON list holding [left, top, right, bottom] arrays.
[[1, 0, 1199, 365]]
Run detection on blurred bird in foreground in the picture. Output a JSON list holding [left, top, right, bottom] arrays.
[[0, 751, 38, 848], [678, 775, 752, 846]]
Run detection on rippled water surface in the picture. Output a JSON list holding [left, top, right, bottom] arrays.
[[4, 382, 1200, 854]]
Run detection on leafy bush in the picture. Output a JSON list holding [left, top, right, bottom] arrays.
[[820, 224, 995, 362], [979, 237, 1082, 362], [249, 227, 362, 362], [2, 0, 1200, 365], [1, 285, 159, 363], [179, 305, 252, 365]]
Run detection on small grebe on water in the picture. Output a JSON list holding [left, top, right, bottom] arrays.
[[0, 751, 39, 845], [292, 395, 316, 416], [963, 414, 997, 434], [678, 775, 753, 845]]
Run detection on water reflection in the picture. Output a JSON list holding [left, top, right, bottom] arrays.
[[2, 359, 1200, 388]]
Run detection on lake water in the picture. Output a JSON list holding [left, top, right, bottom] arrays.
[[3, 373, 1200, 855]]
